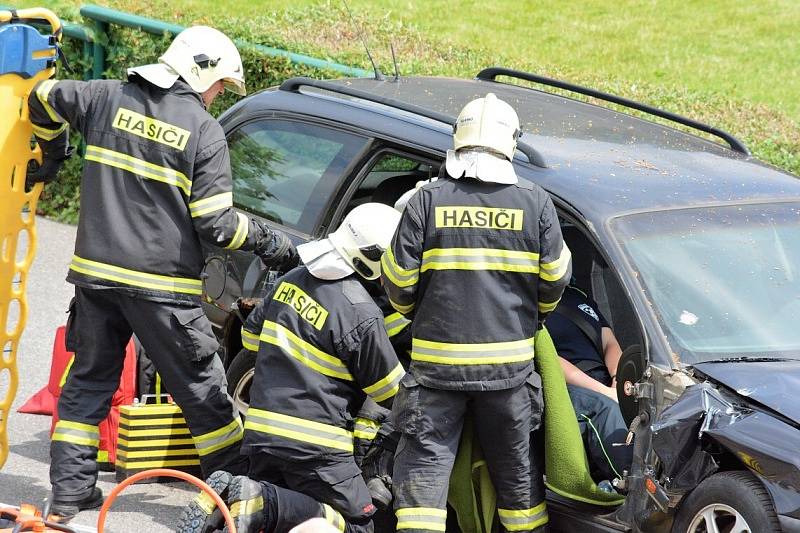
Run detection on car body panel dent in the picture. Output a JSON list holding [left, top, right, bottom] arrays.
[[650, 383, 722, 495], [692, 360, 800, 424], [651, 382, 800, 519]]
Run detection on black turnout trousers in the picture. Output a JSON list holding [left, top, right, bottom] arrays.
[[248, 452, 375, 533], [392, 373, 549, 533], [51, 287, 246, 501]]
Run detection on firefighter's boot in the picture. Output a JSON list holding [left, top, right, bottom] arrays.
[[223, 475, 265, 533], [177, 471, 234, 533], [50, 487, 104, 522]]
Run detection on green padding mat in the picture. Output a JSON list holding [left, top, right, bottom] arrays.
[[448, 327, 624, 533]]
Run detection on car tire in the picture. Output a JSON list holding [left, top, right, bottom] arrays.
[[226, 348, 257, 417], [671, 471, 780, 533]]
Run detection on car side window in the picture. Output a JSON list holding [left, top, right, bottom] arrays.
[[227, 119, 368, 234], [344, 152, 439, 213], [560, 222, 642, 351]]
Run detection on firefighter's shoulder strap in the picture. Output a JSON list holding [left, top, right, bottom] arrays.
[[0, 7, 61, 470]]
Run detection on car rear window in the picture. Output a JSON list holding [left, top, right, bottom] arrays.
[[228, 119, 367, 234]]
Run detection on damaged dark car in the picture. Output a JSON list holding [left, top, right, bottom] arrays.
[[608, 203, 800, 533], [196, 67, 800, 532]]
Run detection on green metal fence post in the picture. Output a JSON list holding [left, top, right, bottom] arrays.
[[81, 40, 93, 80], [91, 20, 107, 79]]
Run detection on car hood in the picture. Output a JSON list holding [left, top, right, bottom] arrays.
[[692, 360, 800, 424]]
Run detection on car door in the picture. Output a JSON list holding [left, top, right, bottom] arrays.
[[202, 117, 370, 326]]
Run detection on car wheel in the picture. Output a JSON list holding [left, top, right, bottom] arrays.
[[226, 348, 256, 416], [672, 471, 780, 533]]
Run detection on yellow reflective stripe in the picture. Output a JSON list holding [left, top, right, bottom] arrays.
[[424, 248, 539, 260], [241, 327, 260, 351], [363, 363, 404, 403], [192, 418, 243, 456], [55, 420, 99, 433], [353, 417, 380, 441], [353, 418, 381, 440], [52, 420, 99, 447], [52, 434, 99, 447], [421, 247, 540, 274], [59, 355, 74, 387], [245, 408, 353, 453], [411, 336, 535, 366], [538, 298, 561, 313], [189, 192, 233, 218], [230, 496, 264, 517], [498, 503, 549, 531], [384, 312, 411, 337], [32, 121, 67, 141], [539, 245, 572, 282], [69, 255, 203, 295], [261, 320, 354, 381], [84, 145, 192, 196], [324, 504, 346, 532], [97, 450, 110, 463], [498, 503, 547, 518], [225, 212, 249, 250], [381, 246, 419, 288], [396, 507, 447, 531], [388, 296, 414, 315], [35, 79, 64, 123]]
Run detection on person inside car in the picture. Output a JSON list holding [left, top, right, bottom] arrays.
[[548, 284, 633, 485]]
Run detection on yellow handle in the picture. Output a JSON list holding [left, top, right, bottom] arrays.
[[0, 8, 62, 38]]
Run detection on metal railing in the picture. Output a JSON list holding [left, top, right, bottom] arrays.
[[4, 4, 372, 81]]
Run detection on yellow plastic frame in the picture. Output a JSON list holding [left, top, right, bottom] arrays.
[[0, 7, 61, 469]]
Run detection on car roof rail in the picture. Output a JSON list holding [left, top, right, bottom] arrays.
[[279, 76, 548, 168], [476, 66, 750, 156]]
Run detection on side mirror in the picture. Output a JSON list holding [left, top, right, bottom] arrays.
[[202, 255, 227, 301], [616, 344, 645, 427]]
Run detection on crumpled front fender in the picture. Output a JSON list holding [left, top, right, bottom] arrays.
[[650, 382, 800, 523]]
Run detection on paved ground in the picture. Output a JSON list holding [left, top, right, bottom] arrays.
[[0, 217, 195, 532]]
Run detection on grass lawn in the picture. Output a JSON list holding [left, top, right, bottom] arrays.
[[9, 0, 800, 177], [118, 0, 800, 121]]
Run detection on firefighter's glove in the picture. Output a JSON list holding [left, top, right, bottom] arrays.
[[27, 130, 73, 187], [254, 223, 300, 273], [362, 442, 396, 510]]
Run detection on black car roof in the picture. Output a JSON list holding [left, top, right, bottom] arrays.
[[224, 74, 800, 223]]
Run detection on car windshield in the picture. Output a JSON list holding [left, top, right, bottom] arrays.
[[612, 202, 800, 364]]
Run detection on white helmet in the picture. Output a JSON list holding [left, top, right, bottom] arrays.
[[128, 26, 246, 96], [327, 203, 401, 280], [453, 93, 521, 161]]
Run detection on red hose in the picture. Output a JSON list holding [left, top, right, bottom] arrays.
[[96, 469, 236, 533]]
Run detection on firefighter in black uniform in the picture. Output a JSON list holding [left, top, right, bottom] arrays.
[[26, 26, 297, 518], [178, 203, 405, 533], [382, 94, 572, 532]]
